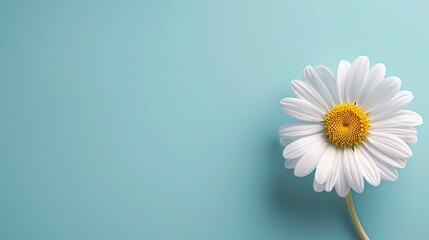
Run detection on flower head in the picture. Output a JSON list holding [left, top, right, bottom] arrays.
[[280, 56, 423, 197]]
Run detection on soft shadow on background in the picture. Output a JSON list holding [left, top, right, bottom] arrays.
[[263, 135, 358, 239]]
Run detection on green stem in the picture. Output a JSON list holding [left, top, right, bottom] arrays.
[[345, 192, 369, 240]]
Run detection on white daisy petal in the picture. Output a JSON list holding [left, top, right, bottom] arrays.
[[372, 110, 423, 127], [372, 110, 423, 128], [283, 133, 325, 159], [372, 125, 417, 144], [362, 141, 406, 168], [389, 158, 407, 168], [280, 98, 324, 121], [279, 122, 323, 146], [344, 56, 369, 104], [355, 146, 381, 187], [280, 138, 292, 147], [279, 122, 323, 138], [315, 145, 336, 184], [325, 148, 340, 192], [408, 137, 417, 144], [374, 160, 398, 181], [336, 60, 351, 103], [303, 66, 335, 107], [343, 148, 364, 193], [370, 91, 413, 121], [335, 159, 350, 197], [284, 158, 299, 169], [397, 158, 408, 168], [394, 110, 423, 126], [294, 141, 328, 177], [315, 65, 339, 104], [313, 179, 326, 192], [364, 76, 401, 112], [291, 80, 330, 112], [366, 132, 412, 158], [370, 120, 400, 129], [357, 63, 386, 107]]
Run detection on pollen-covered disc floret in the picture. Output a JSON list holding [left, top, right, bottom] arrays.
[[324, 103, 370, 147]]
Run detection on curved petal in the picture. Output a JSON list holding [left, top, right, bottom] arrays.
[[366, 132, 412, 158], [343, 148, 364, 193], [315, 65, 339, 104], [283, 133, 325, 159], [344, 56, 369, 104], [335, 158, 350, 197], [325, 148, 340, 192], [357, 63, 386, 107], [279, 121, 324, 146], [280, 98, 324, 121], [363, 76, 401, 112], [315, 145, 336, 184], [362, 140, 406, 168], [369, 91, 413, 121], [280, 138, 292, 147], [336, 60, 351, 103], [371, 110, 423, 128], [279, 122, 323, 138], [313, 179, 326, 192], [397, 158, 408, 168], [294, 140, 328, 177], [303, 66, 335, 108], [371, 125, 417, 144], [291, 80, 330, 112], [355, 146, 381, 187], [374, 160, 398, 181], [284, 158, 299, 169]]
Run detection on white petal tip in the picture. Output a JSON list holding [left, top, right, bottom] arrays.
[[415, 113, 424, 126], [370, 181, 381, 187], [355, 56, 369, 62], [338, 190, 349, 198]]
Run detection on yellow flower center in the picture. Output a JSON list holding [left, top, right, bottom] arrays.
[[324, 103, 370, 147]]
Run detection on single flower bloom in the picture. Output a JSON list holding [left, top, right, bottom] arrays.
[[280, 56, 423, 197]]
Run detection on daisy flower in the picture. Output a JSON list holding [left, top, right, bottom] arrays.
[[280, 56, 423, 197]]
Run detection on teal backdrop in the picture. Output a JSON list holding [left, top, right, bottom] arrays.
[[1, 1, 428, 239]]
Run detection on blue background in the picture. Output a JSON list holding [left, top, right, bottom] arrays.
[[1, 1, 428, 239]]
